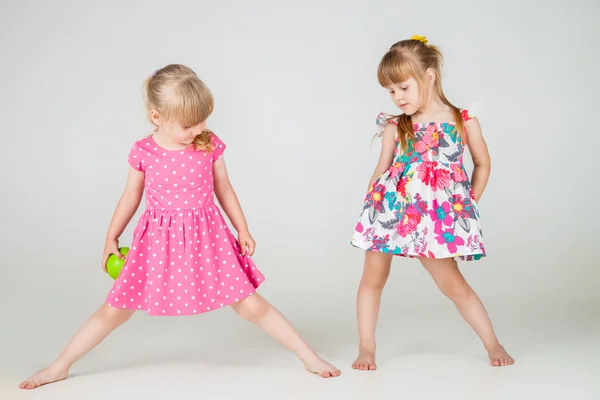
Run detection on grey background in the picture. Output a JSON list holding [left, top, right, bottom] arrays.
[[1, 0, 598, 399]]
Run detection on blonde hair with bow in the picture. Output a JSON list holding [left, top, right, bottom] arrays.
[[144, 64, 215, 152]]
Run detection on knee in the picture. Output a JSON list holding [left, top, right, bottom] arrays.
[[361, 273, 389, 292], [438, 279, 472, 303], [362, 253, 391, 291], [233, 294, 269, 323]]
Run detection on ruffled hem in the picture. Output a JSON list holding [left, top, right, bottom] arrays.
[[350, 239, 486, 262], [106, 289, 260, 316]]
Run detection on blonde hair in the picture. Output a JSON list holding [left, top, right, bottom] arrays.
[[377, 38, 464, 151], [143, 64, 214, 151]]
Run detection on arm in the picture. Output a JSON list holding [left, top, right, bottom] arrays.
[[213, 157, 255, 256], [464, 117, 491, 202], [367, 123, 397, 191], [102, 167, 145, 269]]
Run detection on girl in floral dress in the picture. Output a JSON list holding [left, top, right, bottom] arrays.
[[350, 36, 514, 370]]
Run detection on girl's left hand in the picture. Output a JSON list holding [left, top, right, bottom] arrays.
[[238, 230, 255, 256]]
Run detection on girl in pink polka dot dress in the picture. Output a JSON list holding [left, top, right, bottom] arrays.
[[20, 64, 340, 390]]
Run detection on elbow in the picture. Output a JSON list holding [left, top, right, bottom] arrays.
[[474, 158, 491, 171]]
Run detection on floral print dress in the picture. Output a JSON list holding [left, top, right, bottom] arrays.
[[351, 110, 485, 261]]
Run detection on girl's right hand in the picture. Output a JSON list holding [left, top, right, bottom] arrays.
[[102, 239, 126, 272]]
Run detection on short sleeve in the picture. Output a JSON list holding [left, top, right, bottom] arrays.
[[128, 142, 144, 171], [460, 109, 473, 122], [210, 133, 226, 161], [374, 112, 398, 138]]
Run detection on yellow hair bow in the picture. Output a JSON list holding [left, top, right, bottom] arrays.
[[411, 34, 428, 44]]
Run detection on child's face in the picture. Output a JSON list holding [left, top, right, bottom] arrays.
[[386, 77, 421, 116], [166, 120, 207, 145], [151, 110, 207, 145]]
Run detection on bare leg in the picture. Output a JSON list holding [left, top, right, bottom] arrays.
[[352, 251, 393, 371], [19, 304, 135, 389], [230, 293, 341, 378], [419, 257, 514, 367]]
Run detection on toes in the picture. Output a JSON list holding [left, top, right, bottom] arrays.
[[353, 360, 376, 371], [492, 358, 501, 367]]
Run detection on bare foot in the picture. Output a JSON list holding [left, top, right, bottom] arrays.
[[299, 352, 341, 378], [487, 344, 514, 367], [19, 364, 69, 390], [352, 347, 376, 371]]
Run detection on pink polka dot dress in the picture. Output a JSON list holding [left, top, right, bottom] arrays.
[[105, 133, 265, 316]]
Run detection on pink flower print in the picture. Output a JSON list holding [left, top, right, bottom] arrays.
[[415, 141, 428, 154], [415, 127, 439, 154], [396, 174, 410, 198], [355, 222, 364, 233], [448, 194, 473, 219], [397, 204, 421, 237], [417, 162, 435, 186], [428, 199, 454, 226], [430, 168, 451, 191], [451, 164, 468, 182], [366, 184, 386, 212], [418, 162, 450, 191], [434, 221, 465, 254], [389, 162, 405, 179]]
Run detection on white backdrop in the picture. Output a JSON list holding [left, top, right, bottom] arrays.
[[1, 0, 598, 399]]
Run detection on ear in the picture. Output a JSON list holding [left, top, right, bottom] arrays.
[[425, 68, 436, 85], [149, 109, 161, 126]]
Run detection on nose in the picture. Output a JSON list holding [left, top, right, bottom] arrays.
[[394, 92, 403, 103]]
